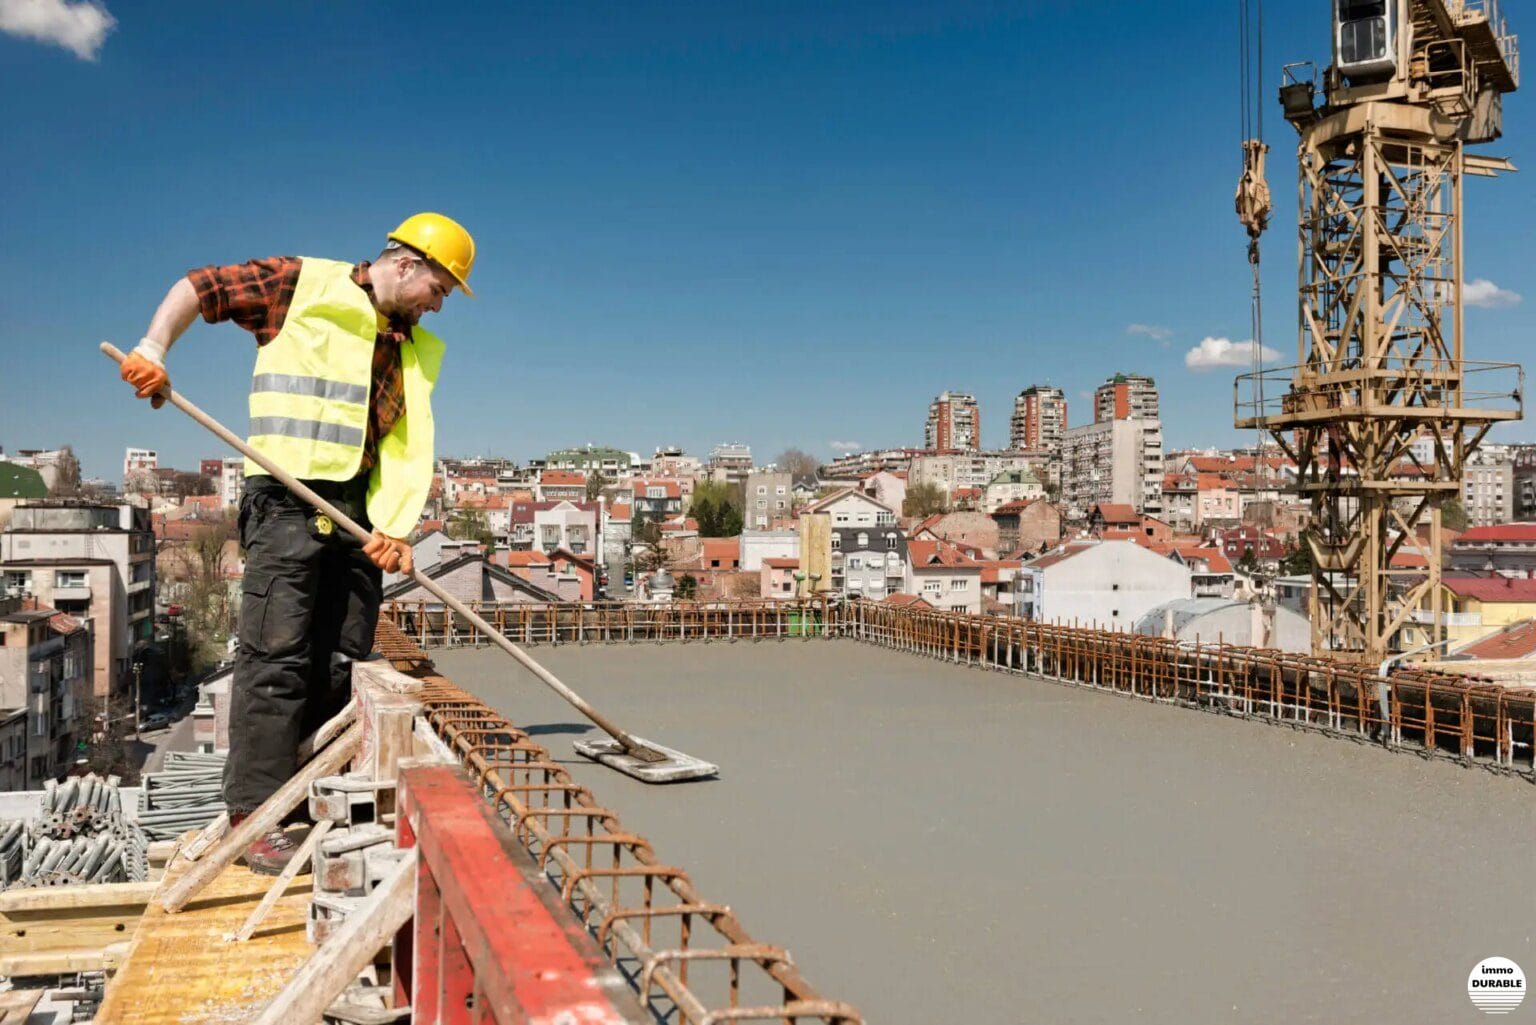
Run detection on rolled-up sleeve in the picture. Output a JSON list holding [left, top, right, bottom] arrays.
[[185, 256, 301, 345]]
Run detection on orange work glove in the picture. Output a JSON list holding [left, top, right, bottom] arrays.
[[362, 531, 413, 575], [120, 351, 170, 409]]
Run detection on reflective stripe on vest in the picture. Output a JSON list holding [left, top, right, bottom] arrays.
[[249, 415, 365, 448], [251, 372, 369, 406]]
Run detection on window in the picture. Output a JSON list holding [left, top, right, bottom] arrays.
[[776, 486, 786, 495], [857, 532, 869, 548], [835, 514, 849, 524], [923, 580, 942, 593], [757, 485, 767, 495], [886, 534, 898, 550], [950, 579, 967, 591], [831, 535, 841, 550], [3, 572, 29, 595], [848, 557, 862, 570], [55, 571, 86, 589]]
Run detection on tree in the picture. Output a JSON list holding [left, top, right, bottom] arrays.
[[1442, 498, 1470, 533], [902, 482, 948, 518], [773, 448, 820, 481], [160, 516, 238, 676], [49, 446, 82, 498], [1279, 541, 1314, 577], [676, 574, 698, 600], [689, 480, 743, 537], [1236, 549, 1260, 575], [447, 507, 494, 551], [585, 473, 610, 502], [169, 472, 216, 502]]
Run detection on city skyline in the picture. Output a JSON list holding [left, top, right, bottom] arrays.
[[2, 2, 1531, 480]]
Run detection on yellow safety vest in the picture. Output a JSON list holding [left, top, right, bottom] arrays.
[[246, 257, 443, 538]]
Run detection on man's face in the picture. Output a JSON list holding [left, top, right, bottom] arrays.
[[388, 254, 456, 325]]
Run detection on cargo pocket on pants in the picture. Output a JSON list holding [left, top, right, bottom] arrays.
[[239, 568, 274, 657]]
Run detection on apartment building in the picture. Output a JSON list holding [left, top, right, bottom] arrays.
[[0, 596, 92, 787], [745, 472, 792, 531], [1463, 455, 1514, 527], [905, 539, 982, 614], [1010, 385, 1067, 452], [123, 447, 157, 493], [1058, 419, 1164, 517], [1093, 373, 1159, 423], [0, 502, 154, 699], [908, 451, 1036, 500], [199, 457, 244, 507], [804, 490, 902, 598], [925, 391, 980, 453]]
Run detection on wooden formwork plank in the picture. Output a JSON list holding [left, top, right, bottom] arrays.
[[0, 880, 157, 977], [94, 842, 316, 1024]]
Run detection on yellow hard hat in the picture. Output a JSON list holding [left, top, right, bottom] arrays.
[[387, 212, 476, 297]]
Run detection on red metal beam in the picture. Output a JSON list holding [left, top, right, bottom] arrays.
[[397, 764, 646, 1024]]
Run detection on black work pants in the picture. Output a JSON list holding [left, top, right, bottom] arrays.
[[225, 475, 381, 814]]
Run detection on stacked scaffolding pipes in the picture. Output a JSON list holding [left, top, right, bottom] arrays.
[[0, 773, 149, 888], [137, 751, 227, 841]]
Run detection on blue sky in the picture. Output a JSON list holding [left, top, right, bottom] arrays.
[[1, 1, 1531, 481]]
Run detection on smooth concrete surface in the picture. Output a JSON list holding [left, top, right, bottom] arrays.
[[432, 639, 1536, 1024]]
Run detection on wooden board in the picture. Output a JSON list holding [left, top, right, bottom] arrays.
[[94, 841, 318, 1024], [0, 880, 156, 977], [0, 989, 41, 1024]]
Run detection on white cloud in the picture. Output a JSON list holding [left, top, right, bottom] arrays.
[[1127, 323, 1172, 342], [0, 0, 115, 61], [1184, 336, 1280, 370], [1464, 278, 1522, 309], [828, 440, 862, 455]]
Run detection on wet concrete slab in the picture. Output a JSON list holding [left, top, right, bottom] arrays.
[[431, 639, 1536, 1024]]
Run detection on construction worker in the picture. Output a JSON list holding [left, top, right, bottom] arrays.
[[119, 214, 475, 873]]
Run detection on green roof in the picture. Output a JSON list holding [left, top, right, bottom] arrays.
[[0, 463, 47, 500]]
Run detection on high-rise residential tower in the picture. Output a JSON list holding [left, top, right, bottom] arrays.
[[924, 391, 980, 453], [1010, 386, 1067, 451]]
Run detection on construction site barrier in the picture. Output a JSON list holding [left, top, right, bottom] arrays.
[[846, 600, 1536, 776], [385, 597, 1536, 778], [382, 598, 833, 647]]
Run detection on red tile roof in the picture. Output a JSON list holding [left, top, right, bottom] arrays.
[[1443, 577, 1536, 602], [762, 557, 799, 569], [702, 539, 740, 564], [1176, 546, 1233, 574], [976, 559, 1022, 584], [883, 593, 934, 609], [1456, 524, 1536, 544], [1458, 619, 1536, 660], [660, 517, 700, 533], [608, 502, 632, 521], [504, 551, 554, 568], [907, 539, 981, 570], [992, 499, 1042, 515], [1091, 503, 1139, 525], [19, 597, 82, 636], [539, 470, 587, 486]]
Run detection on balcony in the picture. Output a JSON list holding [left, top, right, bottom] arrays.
[[1408, 610, 1484, 627], [53, 583, 92, 602]]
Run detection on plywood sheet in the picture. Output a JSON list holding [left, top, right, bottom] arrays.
[[95, 842, 316, 1024]]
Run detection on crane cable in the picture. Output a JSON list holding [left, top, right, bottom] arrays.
[[1235, 0, 1271, 492]]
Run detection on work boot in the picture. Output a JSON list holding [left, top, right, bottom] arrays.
[[231, 813, 297, 876]]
